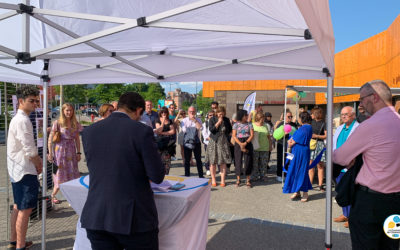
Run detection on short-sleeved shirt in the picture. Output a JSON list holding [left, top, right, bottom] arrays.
[[252, 123, 270, 151], [233, 122, 253, 139]]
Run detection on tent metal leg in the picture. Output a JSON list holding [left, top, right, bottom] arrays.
[[325, 76, 333, 249], [41, 80, 49, 250], [282, 87, 287, 187], [4, 82, 10, 240]]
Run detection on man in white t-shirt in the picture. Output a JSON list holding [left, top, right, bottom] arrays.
[[7, 86, 42, 250]]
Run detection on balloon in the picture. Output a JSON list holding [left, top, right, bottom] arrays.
[[287, 90, 297, 98], [289, 126, 297, 136], [292, 95, 299, 102], [299, 91, 307, 98], [284, 124, 292, 133], [273, 125, 285, 140]]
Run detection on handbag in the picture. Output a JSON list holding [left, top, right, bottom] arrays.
[[335, 154, 363, 207], [310, 122, 324, 150], [52, 122, 61, 143]]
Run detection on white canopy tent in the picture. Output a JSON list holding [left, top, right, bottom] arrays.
[[0, 1, 335, 249]]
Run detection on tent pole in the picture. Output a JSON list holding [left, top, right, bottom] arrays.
[[41, 79, 49, 250], [4, 82, 10, 240], [282, 87, 287, 187], [22, 0, 30, 53], [325, 75, 333, 249]]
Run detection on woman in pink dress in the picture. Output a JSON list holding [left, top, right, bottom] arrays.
[[48, 103, 83, 204]]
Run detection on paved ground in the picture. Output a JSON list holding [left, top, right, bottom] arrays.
[[0, 139, 352, 249]]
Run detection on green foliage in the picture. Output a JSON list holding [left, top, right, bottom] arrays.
[[61, 82, 166, 106], [181, 100, 191, 112], [63, 84, 88, 104], [195, 89, 213, 115], [87, 84, 125, 104]]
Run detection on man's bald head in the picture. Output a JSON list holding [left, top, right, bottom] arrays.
[[359, 80, 392, 115], [340, 106, 356, 126], [360, 80, 392, 104]]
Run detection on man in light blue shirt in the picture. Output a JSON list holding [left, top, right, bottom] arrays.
[[332, 106, 359, 228]]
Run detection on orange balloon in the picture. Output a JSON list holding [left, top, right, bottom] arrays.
[[287, 90, 297, 98]]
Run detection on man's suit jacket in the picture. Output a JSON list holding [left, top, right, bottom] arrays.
[[80, 112, 165, 235]]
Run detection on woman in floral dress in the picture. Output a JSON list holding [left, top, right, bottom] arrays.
[[205, 106, 232, 187], [48, 103, 83, 204]]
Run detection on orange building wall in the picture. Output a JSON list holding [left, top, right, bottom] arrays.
[[204, 15, 400, 105]]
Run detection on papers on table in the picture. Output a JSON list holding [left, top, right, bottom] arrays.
[[151, 180, 176, 192]]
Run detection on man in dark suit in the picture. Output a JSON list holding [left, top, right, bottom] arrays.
[[81, 92, 165, 250]]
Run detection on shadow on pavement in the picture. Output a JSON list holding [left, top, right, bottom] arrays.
[[207, 218, 352, 250]]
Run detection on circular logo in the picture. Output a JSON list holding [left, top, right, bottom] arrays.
[[383, 214, 400, 239]]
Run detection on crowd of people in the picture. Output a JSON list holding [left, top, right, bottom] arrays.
[[6, 79, 400, 249]]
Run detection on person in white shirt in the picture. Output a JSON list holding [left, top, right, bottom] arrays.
[[180, 106, 203, 178], [7, 86, 42, 250], [202, 111, 214, 176]]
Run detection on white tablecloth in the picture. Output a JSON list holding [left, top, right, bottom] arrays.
[[60, 175, 210, 250]]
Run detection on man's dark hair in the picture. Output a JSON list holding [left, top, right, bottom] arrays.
[[16, 85, 39, 100], [117, 92, 145, 113], [236, 109, 248, 122], [300, 111, 312, 124], [211, 101, 219, 107]]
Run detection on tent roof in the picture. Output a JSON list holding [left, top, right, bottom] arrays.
[[287, 85, 400, 95], [0, 0, 334, 85]]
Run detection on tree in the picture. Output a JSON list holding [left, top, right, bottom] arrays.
[[124, 82, 165, 105], [195, 89, 213, 115], [87, 84, 125, 104], [62, 84, 88, 104]]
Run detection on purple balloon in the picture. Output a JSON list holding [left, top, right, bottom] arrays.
[[284, 124, 292, 133]]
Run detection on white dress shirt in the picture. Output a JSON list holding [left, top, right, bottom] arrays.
[[202, 121, 211, 145], [7, 109, 38, 182]]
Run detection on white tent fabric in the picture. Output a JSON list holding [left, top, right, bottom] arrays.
[[0, 0, 334, 85]]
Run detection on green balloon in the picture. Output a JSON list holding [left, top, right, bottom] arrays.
[[289, 126, 297, 136], [273, 125, 285, 140], [299, 92, 307, 98], [292, 95, 299, 102]]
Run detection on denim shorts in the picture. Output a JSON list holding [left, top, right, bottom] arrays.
[[11, 174, 39, 210]]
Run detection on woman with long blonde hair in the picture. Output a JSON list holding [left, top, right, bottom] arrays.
[[48, 103, 83, 204]]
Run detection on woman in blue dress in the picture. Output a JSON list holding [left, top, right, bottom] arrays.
[[283, 111, 313, 202]]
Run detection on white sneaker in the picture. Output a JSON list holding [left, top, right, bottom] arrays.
[[206, 170, 211, 176], [276, 176, 283, 182]]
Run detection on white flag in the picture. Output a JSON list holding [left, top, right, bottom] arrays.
[[243, 92, 256, 114]]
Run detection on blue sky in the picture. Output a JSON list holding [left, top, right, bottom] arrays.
[[162, 1, 400, 94]]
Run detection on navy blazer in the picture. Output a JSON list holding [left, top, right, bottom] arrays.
[[80, 112, 165, 235]]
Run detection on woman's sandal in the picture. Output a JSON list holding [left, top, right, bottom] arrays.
[[52, 195, 61, 204], [235, 180, 240, 187], [220, 183, 226, 187], [211, 183, 217, 187], [246, 181, 252, 188], [290, 193, 301, 200], [301, 196, 309, 202]]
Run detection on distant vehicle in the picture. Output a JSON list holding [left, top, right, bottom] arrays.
[[82, 108, 98, 116], [51, 107, 60, 118]]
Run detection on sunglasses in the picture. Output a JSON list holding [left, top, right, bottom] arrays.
[[287, 116, 293, 118]]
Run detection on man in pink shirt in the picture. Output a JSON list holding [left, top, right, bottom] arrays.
[[333, 80, 400, 250]]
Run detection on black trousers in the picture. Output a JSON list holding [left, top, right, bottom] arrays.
[[86, 228, 159, 250], [184, 143, 204, 178], [276, 142, 288, 177], [234, 138, 253, 176], [349, 188, 400, 250]]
